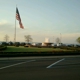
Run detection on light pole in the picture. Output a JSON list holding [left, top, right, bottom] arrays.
[[60, 33, 62, 45]]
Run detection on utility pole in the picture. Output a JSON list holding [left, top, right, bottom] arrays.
[[60, 33, 62, 45], [53, 36, 54, 46]]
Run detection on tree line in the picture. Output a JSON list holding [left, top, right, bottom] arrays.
[[3, 34, 32, 43], [1, 34, 32, 46], [3, 34, 80, 45]]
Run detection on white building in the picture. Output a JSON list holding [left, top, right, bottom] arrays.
[[42, 38, 53, 46], [45, 38, 50, 43]]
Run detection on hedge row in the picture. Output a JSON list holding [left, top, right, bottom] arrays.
[[0, 51, 80, 57], [59, 46, 80, 50]]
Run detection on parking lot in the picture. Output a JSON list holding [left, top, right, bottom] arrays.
[[0, 56, 80, 80]]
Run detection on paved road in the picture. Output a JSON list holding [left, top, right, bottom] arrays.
[[0, 56, 80, 80]]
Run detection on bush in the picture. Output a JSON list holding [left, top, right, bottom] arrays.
[[14, 42, 20, 47], [0, 45, 7, 50]]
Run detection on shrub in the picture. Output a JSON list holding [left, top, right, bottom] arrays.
[[14, 42, 20, 47], [0, 45, 7, 50]]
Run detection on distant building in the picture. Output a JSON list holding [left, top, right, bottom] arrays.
[[45, 38, 50, 43], [32, 43, 42, 46], [42, 38, 53, 46]]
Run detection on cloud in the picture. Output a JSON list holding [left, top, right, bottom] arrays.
[[0, 20, 80, 43], [62, 33, 80, 38], [60, 33, 80, 44], [0, 20, 8, 25], [0, 20, 14, 41], [31, 32, 80, 43]]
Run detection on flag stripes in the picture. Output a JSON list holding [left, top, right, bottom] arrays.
[[16, 7, 24, 29]]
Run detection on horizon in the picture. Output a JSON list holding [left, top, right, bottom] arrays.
[[0, 41, 79, 45]]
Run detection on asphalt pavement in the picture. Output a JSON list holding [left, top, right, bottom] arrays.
[[0, 56, 80, 80]]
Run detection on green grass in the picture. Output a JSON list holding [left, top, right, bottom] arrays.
[[3, 46, 72, 52]]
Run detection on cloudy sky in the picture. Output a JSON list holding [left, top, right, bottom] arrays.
[[0, 0, 80, 44]]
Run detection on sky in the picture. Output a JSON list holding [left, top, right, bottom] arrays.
[[0, 0, 80, 44]]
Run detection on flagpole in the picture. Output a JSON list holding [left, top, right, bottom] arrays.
[[60, 33, 62, 44], [14, 5, 24, 44], [14, 5, 17, 44], [14, 15, 16, 43]]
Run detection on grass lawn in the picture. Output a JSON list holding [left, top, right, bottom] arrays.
[[3, 46, 72, 52]]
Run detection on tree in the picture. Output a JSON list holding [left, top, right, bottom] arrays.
[[20, 42, 26, 46], [76, 37, 80, 44], [14, 42, 20, 47], [24, 35, 32, 43], [2, 42, 7, 46], [4, 34, 9, 43], [56, 37, 61, 44], [8, 41, 14, 46]]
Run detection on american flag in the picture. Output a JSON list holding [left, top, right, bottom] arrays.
[[16, 7, 24, 29]]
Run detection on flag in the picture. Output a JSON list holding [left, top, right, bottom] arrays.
[[16, 7, 24, 29]]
